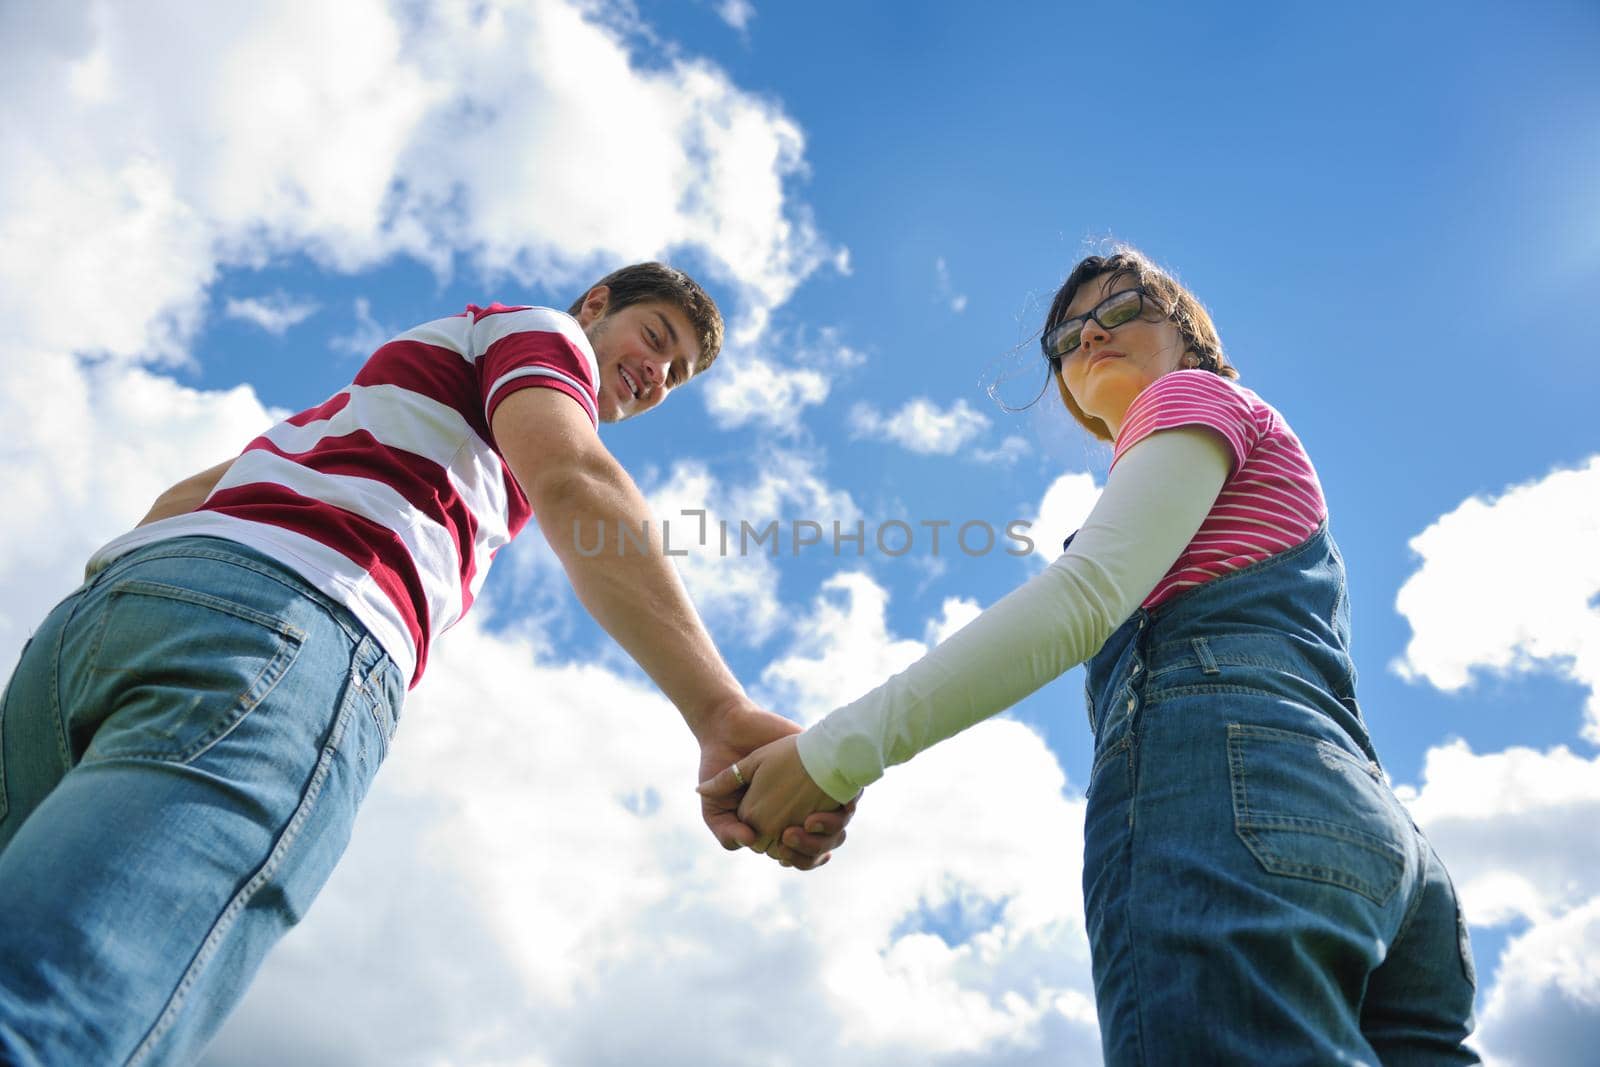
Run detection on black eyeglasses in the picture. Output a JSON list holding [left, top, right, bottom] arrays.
[[1041, 288, 1160, 369]]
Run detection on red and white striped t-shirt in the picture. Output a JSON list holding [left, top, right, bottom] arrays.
[[88, 304, 600, 686], [1111, 369, 1327, 610]]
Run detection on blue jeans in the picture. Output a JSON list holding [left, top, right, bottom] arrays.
[[1081, 524, 1478, 1065], [0, 537, 404, 1066]]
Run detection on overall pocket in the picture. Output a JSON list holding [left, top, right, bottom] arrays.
[[1228, 723, 1406, 906], [81, 579, 305, 764]]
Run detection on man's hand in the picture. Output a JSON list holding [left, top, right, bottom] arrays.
[[696, 703, 853, 870]]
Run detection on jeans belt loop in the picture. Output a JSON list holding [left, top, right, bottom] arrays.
[[1192, 636, 1221, 676]]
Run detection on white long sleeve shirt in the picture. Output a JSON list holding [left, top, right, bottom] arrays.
[[795, 426, 1234, 803]]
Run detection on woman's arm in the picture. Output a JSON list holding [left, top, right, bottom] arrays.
[[791, 425, 1234, 803]]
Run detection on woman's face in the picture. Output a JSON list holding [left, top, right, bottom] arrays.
[[1055, 272, 1188, 438]]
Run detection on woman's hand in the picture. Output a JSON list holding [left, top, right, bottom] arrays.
[[696, 705, 849, 870], [699, 734, 851, 863]]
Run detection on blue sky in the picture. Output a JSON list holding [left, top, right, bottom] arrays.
[[2, 1, 1597, 1064]]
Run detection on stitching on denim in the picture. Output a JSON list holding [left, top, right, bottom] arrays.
[[1126, 696, 1144, 833], [126, 649, 365, 1065], [1233, 828, 1399, 904], [359, 678, 391, 761], [1147, 650, 1306, 675], [1087, 736, 1131, 800], [1083, 674, 1096, 736], [1386, 841, 1431, 956], [101, 579, 308, 641], [86, 585, 308, 765], [1147, 631, 1297, 655], [1227, 724, 1403, 906], [1145, 682, 1287, 700], [176, 635, 305, 765], [0, 640, 23, 821], [1230, 723, 1378, 774], [1126, 729, 1148, 1066], [52, 593, 93, 769], [1329, 540, 1347, 637], [104, 540, 364, 644]]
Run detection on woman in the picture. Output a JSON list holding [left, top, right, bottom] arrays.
[[703, 247, 1479, 1063]]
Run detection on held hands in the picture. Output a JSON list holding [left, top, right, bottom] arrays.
[[698, 733, 855, 868], [696, 704, 852, 871]]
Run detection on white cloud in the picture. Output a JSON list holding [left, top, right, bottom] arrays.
[[975, 434, 1032, 466], [223, 292, 319, 335], [714, 0, 756, 32], [850, 398, 992, 456], [762, 572, 932, 723], [1394, 739, 1600, 1063], [0, 3, 1107, 1064], [0, 0, 438, 368], [1387, 460, 1600, 1058], [1398, 740, 1600, 929], [0, 0, 838, 372], [936, 256, 968, 313], [328, 297, 393, 358], [700, 325, 863, 434], [0, 357, 274, 661], [0, 346, 1102, 1067], [646, 463, 778, 633], [0, 0, 842, 655], [393, 0, 841, 339], [1023, 471, 1101, 566], [813, 325, 868, 368], [926, 596, 983, 645], [701, 353, 829, 434], [1392, 456, 1600, 740], [1476, 898, 1600, 1067], [201, 577, 1102, 1065]]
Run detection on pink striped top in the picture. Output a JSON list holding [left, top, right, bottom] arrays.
[[88, 304, 600, 685], [1111, 369, 1328, 610]]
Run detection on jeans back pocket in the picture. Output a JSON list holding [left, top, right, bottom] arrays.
[[1228, 723, 1406, 906], [81, 579, 305, 764]]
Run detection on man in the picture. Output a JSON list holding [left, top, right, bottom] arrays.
[[0, 262, 850, 1065]]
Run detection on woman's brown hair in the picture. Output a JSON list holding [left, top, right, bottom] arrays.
[[1044, 246, 1238, 441]]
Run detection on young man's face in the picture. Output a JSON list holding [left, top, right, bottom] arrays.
[[574, 288, 702, 423]]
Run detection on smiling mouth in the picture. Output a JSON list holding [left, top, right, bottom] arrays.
[[618, 365, 640, 400]]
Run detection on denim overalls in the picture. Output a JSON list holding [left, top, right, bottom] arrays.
[[1076, 521, 1479, 1065]]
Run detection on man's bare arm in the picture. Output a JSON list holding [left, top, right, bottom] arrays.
[[490, 388, 851, 866], [492, 388, 744, 733], [137, 460, 234, 527]]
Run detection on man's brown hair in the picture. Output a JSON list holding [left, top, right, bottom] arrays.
[[571, 262, 724, 374]]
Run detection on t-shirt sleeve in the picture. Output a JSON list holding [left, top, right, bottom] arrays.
[[1111, 369, 1260, 476], [471, 305, 601, 429]]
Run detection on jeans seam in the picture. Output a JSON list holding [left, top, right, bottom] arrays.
[[124, 654, 364, 1066], [1387, 850, 1430, 957], [0, 640, 23, 821], [361, 683, 391, 761], [50, 599, 78, 771], [1127, 731, 1148, 1067], [99, 580, 309, 642], [101, 539, 365, 645]]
